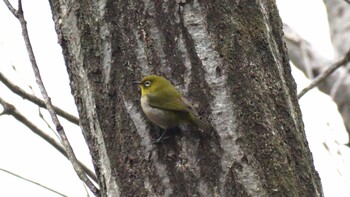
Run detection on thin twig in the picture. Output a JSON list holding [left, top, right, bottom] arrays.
[[38, 107, 60, 139], [298, 49, 350, 99], [0, 72, 79, 125], [3, 1, 99, 195], [3, 0, 17, 17], [345, 0, 350, 5], [0, 168, 68, 197], [4, 65, 64, 136], [0, 97, 98, 183]]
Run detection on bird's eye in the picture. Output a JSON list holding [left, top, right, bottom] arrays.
[[144, 81, 151, 87]]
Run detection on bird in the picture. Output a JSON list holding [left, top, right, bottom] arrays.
[[133, 75, 212, 143]]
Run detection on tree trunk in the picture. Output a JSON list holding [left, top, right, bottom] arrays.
[[49, 0, 322, 196]]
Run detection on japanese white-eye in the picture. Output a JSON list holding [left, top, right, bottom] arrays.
[[134, 75, 212, 142]]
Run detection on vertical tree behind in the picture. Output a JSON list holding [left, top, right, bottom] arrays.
[[49, 1, 322, 196]]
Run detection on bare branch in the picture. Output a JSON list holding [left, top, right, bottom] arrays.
[[3, 0, 17, 17], [0, 168, 68, 197], [3, 1, 99, 195], [0, 73, 79, 125], [0, 97, 98, 183], [345, 0, 350, 5], [298, 49, 350, 99]]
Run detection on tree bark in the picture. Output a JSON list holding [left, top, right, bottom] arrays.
[[49, 0, 322, 196]]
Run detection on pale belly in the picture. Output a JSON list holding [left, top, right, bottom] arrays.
[[141, 96, 183, 129]]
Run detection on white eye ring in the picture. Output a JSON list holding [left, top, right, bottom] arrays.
[[144, 81, 151, 87]]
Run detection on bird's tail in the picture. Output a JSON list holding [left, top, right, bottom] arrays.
[[190, 115, 213, 132]]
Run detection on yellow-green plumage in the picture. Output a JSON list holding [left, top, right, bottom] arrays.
[[136, 75, 212, 133]]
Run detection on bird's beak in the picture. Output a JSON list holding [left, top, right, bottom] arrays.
[[132, 81, 141, 85]]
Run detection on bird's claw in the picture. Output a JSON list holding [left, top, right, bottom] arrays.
[[152, 136, 170, 144]]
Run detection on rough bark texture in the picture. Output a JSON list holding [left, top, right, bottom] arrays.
[[284, 0, 350, 144], [49, 0, 322, 196]]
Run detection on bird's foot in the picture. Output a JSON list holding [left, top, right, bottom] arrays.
[[152, 129, 169, 144]]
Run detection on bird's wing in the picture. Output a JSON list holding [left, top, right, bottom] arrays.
[[180, 96, 199, 116], [147, 92, 197, 115]]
